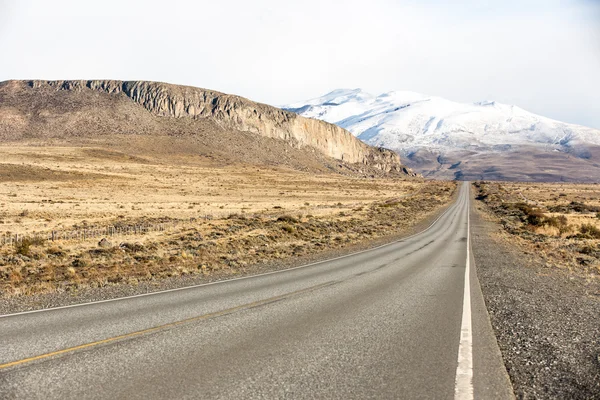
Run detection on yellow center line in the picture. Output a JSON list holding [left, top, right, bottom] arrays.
[[0, 281, 336, 371]]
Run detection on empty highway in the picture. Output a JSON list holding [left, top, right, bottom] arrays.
[[0, 183, 513, 399]]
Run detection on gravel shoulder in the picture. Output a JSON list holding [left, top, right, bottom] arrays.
[[471, 199, 600, 399]]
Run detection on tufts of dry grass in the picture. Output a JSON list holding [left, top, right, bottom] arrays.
[[0, 144, 457, 297], [473, 181, 600, 275]]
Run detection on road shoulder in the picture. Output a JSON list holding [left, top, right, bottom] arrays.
[[469, 230, 515, 399], [470, 194, 600, 398]]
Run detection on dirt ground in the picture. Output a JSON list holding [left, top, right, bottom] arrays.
[[0, 144, 456, 297], [471, 199, 600, 399], [0, 145, 424, 233]]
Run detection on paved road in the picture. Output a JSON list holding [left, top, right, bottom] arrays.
[[0, 182, 513, 399]]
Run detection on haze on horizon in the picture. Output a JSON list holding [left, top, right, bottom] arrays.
[[0, 0, 599, 129]]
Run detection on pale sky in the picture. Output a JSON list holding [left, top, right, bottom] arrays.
[[1, 0, 599, 128]]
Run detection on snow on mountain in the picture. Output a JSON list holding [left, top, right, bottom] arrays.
[[284, 89, 600, 154], [283, 89, 600, 181]]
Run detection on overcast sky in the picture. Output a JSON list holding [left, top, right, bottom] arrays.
[[1, 0, 599, 128]]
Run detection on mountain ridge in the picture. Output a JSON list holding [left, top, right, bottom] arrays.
[[284, 89, 600, 182], [0, 80, 412, 175]]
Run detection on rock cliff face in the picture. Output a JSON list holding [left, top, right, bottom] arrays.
[[23, 80, 406, 173]]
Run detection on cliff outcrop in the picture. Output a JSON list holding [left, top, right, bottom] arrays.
[[1, 80, 410, 174]]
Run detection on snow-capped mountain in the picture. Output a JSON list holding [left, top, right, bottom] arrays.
[[284, 89, 600, 181]]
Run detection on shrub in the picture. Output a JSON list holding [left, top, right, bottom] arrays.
[[281, 224, 294, 233], [579, 224, 600, 239], [14, 238, 32, 256], [579, 245, 597, 255], [46, 246, 65, 257], [568, 201, 600, 213], [543, 215, 571, 234], [119, 242, 145, 252], [277, 215, 298, 223], [596, 212, 600, 219], [544, 215, 568, 229], [503, 202, 534, 215], [526, 209, 546, 226]]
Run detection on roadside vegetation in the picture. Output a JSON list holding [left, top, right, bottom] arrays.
[[473, 181, 600, 274], [0, 184, 454, 296], [0, 145, 456, 297]]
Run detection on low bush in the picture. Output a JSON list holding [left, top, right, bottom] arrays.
[[579, 245, 598, 255], [544, 215, 572, 234], [72, 257, 90, 268], [277, 215, 298, 223], [14, 238, 32, 256], [379, 201, 400, 208], [281, 224, 294, 233], [46, 246, 65, 257], [548, 201, 600, 214], [526, 209, 546, 226], [579, 223, 600, 239], [545, 215, 567, 228]]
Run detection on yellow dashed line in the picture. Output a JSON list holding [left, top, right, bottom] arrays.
[[0, 281, 334, 370]]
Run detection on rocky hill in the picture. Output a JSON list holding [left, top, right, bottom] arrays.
[[0, 80, 411, 175]]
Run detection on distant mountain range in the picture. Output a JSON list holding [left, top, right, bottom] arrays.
[[284, 89, 600, 182]]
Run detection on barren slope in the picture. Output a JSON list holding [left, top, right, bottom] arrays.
[[0, 80, 411, 176]]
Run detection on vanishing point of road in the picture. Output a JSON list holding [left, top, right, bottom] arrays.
[[0, 182, 513, 399]]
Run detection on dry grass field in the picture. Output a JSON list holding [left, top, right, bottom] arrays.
[[473, 181, 600, 276], [0, 144, 456, 297]]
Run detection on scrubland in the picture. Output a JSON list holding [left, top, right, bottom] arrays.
[[0, 145, 456, 296], [473, 181, 600, 275]]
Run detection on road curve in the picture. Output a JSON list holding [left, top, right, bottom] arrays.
[[0, 182, 513, 399]]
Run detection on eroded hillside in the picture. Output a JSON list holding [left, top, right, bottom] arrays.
[[0, 80, 412, 175]]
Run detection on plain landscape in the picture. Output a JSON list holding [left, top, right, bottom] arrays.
[[1, 79, 599, 399], [2, 0, 600, 397], [0, 142, 454, 298], [0, 80, 445, 299]]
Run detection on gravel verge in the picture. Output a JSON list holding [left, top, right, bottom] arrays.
[[471, 201, 600, 399]]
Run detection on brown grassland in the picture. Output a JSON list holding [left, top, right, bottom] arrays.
[[473, 181, 600, 277], [0, 144, 456, 297]]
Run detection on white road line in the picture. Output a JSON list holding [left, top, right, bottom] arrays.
[[455, 184, 474, 400], [0, 189, 459, 319]]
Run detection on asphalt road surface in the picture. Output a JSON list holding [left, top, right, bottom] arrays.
[[0, 182, 514, 399]]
